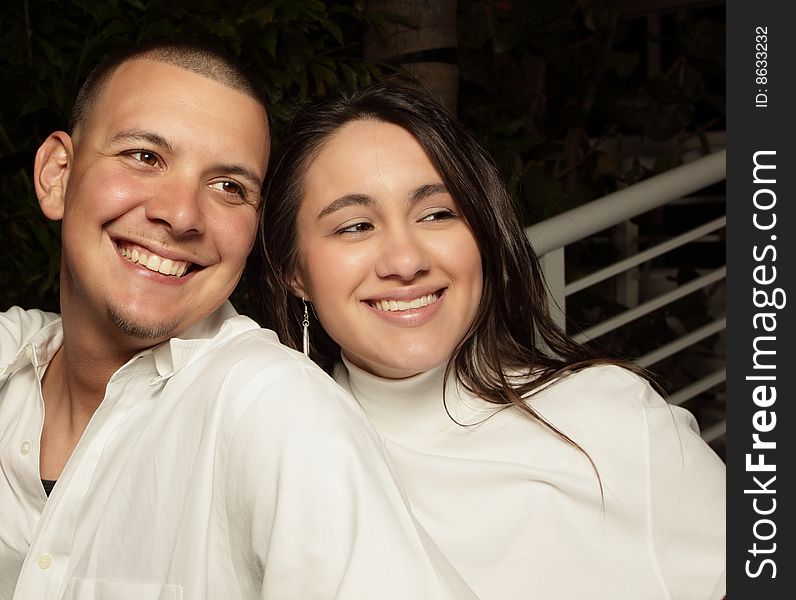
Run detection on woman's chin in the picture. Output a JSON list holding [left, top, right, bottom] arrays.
[[346, 350, 450, 380]]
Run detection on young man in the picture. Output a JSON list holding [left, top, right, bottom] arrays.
[[0, 43, 474, 599]]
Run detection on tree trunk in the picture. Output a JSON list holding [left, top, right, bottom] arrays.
[[364, 0, 459, 112]]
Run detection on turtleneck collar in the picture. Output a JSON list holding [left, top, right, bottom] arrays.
[[336, 354, 500, 445]]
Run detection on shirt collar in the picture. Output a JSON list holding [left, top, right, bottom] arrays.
[[150, 301, 260, 381], [337, 355, 501, 444], [1, 316, 63, 379], [0, 302, 260, 384]]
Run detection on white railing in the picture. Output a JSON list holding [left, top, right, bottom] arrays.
[[526, 149, 726, 444]]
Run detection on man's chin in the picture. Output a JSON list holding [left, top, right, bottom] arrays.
[[107, 306, 180, 343]]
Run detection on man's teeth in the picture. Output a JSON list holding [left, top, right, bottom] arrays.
[[119, 246, 190, 277], [371, 293, 439, 312]]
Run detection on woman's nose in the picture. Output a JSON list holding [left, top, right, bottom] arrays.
[[374, 229, 431, 281]]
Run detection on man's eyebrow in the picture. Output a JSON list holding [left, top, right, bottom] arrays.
[[107, 129, 174, 152], [317, 194, 376, 219]]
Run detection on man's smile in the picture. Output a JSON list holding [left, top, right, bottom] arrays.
[[116, 241, 198, 278]]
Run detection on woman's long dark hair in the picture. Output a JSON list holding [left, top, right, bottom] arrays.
[[251, 80, 651, 461]]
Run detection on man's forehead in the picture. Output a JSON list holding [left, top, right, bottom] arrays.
[[85, 58, 268, 125], [111, 57, 267, 112], [107, 58, 225, 98], [78, 59, 270, 151]]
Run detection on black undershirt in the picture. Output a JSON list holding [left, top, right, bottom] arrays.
[[41, 479, 56, 496]]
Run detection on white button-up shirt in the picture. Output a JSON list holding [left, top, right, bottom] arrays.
[[0, 304, 474, 600]]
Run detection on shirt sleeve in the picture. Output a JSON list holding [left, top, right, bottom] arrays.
[[644, 383, 726, 600], [221, 361, 477, 600]]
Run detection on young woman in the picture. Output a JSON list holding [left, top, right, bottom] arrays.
[[252, 81, 725, 599]]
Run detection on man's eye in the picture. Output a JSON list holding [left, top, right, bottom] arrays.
[[210, 180, 246, 199], [129, 150, 160, 167]]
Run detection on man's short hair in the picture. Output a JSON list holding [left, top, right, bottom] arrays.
[[69, 40, 269, 134]]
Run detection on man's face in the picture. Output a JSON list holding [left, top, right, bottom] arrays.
[[54, 59, 269, 347]]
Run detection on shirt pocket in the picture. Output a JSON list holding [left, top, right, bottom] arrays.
[[64, 578, 183, 600]]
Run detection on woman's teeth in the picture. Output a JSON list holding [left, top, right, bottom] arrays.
[[371, 293, 439, 312]]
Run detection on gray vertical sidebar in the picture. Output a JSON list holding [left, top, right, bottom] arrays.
[[727, 1, 794, 596]]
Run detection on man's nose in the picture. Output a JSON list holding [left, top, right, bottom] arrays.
[[144, 179, 205, 236]]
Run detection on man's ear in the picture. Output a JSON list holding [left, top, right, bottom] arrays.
[[34, 131, 74, 221]]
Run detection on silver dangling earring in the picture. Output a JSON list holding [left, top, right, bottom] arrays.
[[302, 298, 310, 356]]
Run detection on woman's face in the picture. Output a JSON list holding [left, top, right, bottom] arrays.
[[293, 119, 483, 379]]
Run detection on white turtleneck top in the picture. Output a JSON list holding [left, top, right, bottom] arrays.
[[335, 359, 726, 600]]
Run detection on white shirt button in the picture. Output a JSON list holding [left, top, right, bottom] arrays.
[[36, 554, 52, 570], [19, 441, 31, 456]]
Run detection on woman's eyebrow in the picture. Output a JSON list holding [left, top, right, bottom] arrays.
[[316, 183, 448, 219], [410, 183, 448, 203], [317, 194, 375, 219]]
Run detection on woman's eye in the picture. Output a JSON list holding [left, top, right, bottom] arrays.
[[336, 221, 374, 235], [421, 209, 456, 222], [128, 150, 160, 167]]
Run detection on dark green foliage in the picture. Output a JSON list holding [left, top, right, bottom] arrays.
[[457, 0, 725, 223]]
